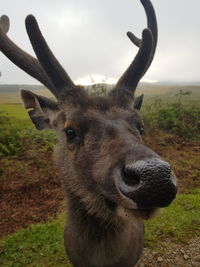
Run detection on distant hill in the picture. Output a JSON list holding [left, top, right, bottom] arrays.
[[0, 82, 199, 104], [0, 84, 45, 93]]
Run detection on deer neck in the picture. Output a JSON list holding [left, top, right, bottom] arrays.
[[64, 191, 144, 267]]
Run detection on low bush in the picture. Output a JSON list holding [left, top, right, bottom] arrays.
[[0, 111, 56, 157], [142, 92, 200, 139]]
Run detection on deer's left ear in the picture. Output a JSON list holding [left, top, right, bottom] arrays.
[[21, 89, 61, 130], [134, 94, 144, 110]]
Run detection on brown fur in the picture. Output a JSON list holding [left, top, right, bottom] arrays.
[[50, 95, 173, 267]]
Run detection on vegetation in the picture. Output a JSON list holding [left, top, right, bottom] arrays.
[[145, 188, 200, 248], [0, 106, 56, 157], [142, 90, 200, 139], [0, 85, 199, 157], [0, 215, 71, 267]]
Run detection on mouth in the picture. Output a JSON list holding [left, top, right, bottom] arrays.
[[132, 207, 158, 220], [116, 203, 159, 220]]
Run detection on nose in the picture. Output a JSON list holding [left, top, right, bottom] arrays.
[[119, 159, 177, 208]]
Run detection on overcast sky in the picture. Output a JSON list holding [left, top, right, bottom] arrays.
[[1, 0, 200, 85]]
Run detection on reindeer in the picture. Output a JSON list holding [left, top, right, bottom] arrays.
[[0, 0, 177, 266]]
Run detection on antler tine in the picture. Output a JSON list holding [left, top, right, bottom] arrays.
[[25, 15, 76, 100], [0, 15, 57, 97], [127, 0, 157, 78], [115, 29, 153, 92], [127, 0, 157, 48], [0, 15, 10, 34], [114, 0, 157, 93], [127, 31, 141, 47]]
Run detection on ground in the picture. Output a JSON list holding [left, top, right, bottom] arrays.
[[141, 237, 200, 267], [0, 147, 64, 238]]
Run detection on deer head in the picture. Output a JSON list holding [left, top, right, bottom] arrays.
[[0, 0, 177, 219]]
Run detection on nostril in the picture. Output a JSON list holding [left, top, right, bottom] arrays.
[[121, 166, 140, 186]]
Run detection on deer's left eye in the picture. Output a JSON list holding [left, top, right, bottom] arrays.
[[64, 127, 77, 141], [135, 123, 144, 134]]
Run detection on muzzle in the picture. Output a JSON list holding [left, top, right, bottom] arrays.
[[116, 158, 178, 209]]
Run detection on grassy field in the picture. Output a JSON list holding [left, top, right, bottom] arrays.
[[0, 103, 29, 119], [0, 83, 199, 266], [1, 82, 200, 103]]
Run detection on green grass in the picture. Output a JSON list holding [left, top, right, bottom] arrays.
[[0, 104, 29, 120], [0, 215, 72, 267], [145, 188, 200, 248], [0, 105, 56, 156], [1, 189, 200, 266]]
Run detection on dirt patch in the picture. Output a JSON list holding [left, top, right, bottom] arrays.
[[0, 148, 64, 238], [141, 237, 200, 267]]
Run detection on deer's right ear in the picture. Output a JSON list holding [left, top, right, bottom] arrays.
[[21, 89, 60, 130]]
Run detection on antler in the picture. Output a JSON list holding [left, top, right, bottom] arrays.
[[0, 15, 75, 99], [0, 15, 9, 34], [115, 0, 158, 93], [127, 0, 157, 48], [0, 15, 57, 96], [0, 0, 157, 100], [25, 15, 76, 100]]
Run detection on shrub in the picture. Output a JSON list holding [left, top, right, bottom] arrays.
[[142, 94, 200, 139], [0, 111, 56, 157]]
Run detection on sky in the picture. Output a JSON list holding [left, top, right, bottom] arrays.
[[0, 0, 200, 85]]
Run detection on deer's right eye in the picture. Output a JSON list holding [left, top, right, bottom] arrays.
[[139, 125, 144, 135], [64, 127, 77, 141]]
